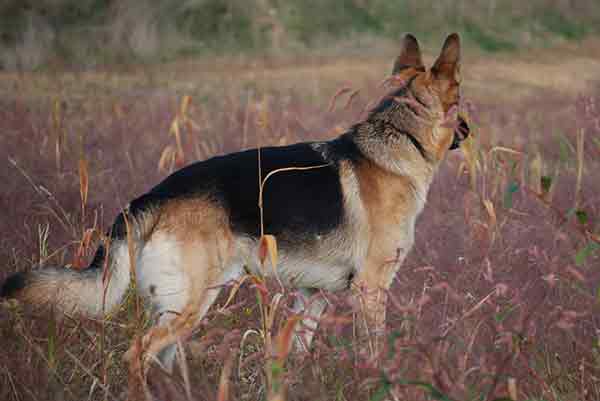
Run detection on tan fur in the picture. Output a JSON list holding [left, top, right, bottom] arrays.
[[355, 158, 418, 273], [129, 199, 237, 369], [349, 157, 420, 345]]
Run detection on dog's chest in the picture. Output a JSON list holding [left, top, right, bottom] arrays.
[[355, 161, 423, 245]]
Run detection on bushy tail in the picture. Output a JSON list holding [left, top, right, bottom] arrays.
[[1, 242, 132, 317], [1, 200, 157, 318]]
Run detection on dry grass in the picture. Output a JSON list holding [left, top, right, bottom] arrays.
[[1, 41, 600, 401]]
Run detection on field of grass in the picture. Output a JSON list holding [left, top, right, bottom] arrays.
[[1, 37, 600, 401]]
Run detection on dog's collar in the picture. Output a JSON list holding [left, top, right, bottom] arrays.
[[383, 119, 429, 162], [449, 115, 470, 150]]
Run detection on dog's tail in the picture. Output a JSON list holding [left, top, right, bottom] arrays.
[[1, 198, 157, 318]]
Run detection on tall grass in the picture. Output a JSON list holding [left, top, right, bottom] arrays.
[[1, 55, 599, 400]]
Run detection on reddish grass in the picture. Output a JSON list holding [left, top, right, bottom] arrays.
[[0, 74, 599, 401]]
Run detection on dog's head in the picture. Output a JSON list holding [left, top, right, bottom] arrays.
[[387, 33, 470, 161]]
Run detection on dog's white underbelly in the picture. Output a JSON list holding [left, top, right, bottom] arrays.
[[241, 251, 353, 291], [233, 235, 358, 291], [275, 255, 353, 291]]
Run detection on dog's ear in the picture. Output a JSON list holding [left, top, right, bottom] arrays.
[[431, 33, 461, 82], [392, 34, 425, 74]]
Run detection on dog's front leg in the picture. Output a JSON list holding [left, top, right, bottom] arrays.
[[352, 254, 401, 357]]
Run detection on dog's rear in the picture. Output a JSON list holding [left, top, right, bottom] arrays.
[[1, 189, 241, 368]]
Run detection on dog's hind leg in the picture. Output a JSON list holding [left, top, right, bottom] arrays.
[[291, 288, 328, 352], [138, 237, 239, 373], [129, 201, 241, 373], [132, 229, 193, 371]]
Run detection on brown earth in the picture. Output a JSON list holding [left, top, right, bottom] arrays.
[[2, 38, 600, 105]]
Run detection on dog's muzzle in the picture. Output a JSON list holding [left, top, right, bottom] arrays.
[[449, 114, 470, 150]]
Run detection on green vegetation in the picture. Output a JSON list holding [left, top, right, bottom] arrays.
[[1, 0, 599, 69]]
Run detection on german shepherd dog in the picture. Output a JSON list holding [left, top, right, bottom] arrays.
[[1, 34, 469, 370]]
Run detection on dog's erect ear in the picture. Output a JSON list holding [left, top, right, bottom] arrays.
[[392, 34, 425, 74], [431, 33, 461, 81]]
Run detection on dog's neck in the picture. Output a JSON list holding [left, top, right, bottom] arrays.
[[347, 99, 446, 203], [350, 127, 435, 204]]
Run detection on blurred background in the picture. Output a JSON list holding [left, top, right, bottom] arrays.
[[1, 0, 599, 70]]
